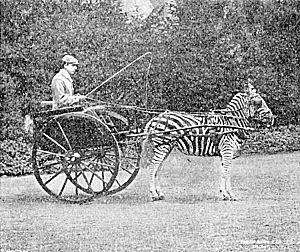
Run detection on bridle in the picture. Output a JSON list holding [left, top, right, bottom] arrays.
[[225, 93, 269, 123]]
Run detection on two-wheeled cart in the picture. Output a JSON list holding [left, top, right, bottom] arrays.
[[31, 103, 145, 203]]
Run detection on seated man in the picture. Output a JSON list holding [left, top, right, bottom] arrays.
[[51, 55, 85, 109]]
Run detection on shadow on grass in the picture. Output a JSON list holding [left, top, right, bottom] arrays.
[[1, 192, 151, 205], [93, 192, 222, 205], [168, 193, 221, 204], [94, 192, 151, 205], [1, 194, 61, 204], [1, 194, 96, 205]]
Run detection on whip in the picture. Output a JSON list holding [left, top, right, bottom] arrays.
[[86, 52, 152, 97]]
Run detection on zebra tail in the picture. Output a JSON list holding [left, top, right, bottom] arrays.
[[140, 131, 155, 169]]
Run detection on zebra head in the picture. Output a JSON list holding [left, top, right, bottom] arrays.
[[245, 83, 274, 127], [226, 83, 274, 127], [248, 92, 274, 126]]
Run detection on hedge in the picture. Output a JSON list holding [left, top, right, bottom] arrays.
[[0, 125, 299, 177]]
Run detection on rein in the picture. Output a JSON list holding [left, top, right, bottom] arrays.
[[83, 94, 254, 120]]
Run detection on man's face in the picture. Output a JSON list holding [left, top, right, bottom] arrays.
[[64, 63, 78, 75]]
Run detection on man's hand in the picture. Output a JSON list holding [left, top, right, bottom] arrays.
[[70, 94, 86, 104], [75, 94, 87, 101]]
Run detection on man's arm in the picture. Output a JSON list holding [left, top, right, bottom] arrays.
[[51, 80, 79, 107]]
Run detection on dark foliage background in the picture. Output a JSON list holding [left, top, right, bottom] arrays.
[[1, 0, 299, 176]]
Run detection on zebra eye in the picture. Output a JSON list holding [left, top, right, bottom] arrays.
[[251, 97, 262, 107]]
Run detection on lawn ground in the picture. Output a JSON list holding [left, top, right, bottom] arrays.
[[1, 151, 299, 251]]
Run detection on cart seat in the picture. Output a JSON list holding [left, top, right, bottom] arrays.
[[32, 101, 84, 118]]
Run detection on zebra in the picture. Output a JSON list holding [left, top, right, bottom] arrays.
[[141, 84, 274, 201]]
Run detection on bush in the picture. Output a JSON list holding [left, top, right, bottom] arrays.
[[242, 125, 300, 155], [0, 137, 32, 176]]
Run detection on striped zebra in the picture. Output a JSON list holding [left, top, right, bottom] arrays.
[[141, 84, 274, 201]]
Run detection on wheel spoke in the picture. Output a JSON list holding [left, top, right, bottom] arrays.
[[71, 171, 83, 180], [105, 152, 120, 158], [121, 154, 141, 160], [89, 173, 95, 187], [119, 165, 134, 175], [82, 160, 115, 169], [121, 158, 139, 171], [101, 171, 105, 189], [44, 169, 64, 185], [42, 133, 67, 152], [83, 165, 108, 186], [36, 149, 65, 157], [80, 167, 94, 193], [74, 165, 79, 196], [113, 178, 122, 187], [102, 156, 117, 170], [58, 177, 68, 196], [81, 150, 116, 164], [103, 155, 117, 164], [106, 167, 115, 176], [102, 146, 116, 151], [92, 155, 103, 188], [37, 161, 62, 170], [55, 119, 72, 151], [75, 186, 79, 196], [82, 152, 100, 160]]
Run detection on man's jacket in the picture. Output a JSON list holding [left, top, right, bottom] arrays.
[[51, 69, 76, 109]]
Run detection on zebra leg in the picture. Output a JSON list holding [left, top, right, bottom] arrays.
[[220, 150, 238, 201], [149, 145, 173, 201], [149, 163, 164, 201]]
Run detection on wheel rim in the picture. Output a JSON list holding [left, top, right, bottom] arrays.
[[32, 113, 119, 203], [105, 137, 141, 195]]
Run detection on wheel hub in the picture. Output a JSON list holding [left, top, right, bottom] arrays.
[[65, 152, 81, 165]]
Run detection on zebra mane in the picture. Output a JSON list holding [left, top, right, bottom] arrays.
[[225, 93, 249, 118], [218, 92, 250, 137]]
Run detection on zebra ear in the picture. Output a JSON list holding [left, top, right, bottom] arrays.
[[244, 79, 257, 95]]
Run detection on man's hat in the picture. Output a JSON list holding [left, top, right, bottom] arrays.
[[62, 55, 79, 65]]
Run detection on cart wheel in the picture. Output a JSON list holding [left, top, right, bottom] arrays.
[[32, 113, 119, 203], [105, 137, 141, 195]]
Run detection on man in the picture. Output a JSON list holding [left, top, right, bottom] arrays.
[[51, 55, 85, 109]]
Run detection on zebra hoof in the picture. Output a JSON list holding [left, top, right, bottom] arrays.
[[151, 196, 160, 201], [222, 193, 238, 201], [220, 190, 230, 201], [222, 195, 230, 201], [229, 195, 238, 201], [158, 195, 165, 200]]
